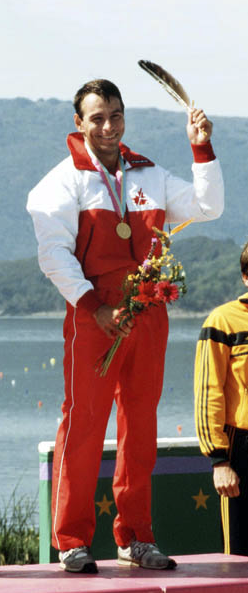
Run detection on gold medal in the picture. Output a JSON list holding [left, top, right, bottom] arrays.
[[116, 221, 132, 239]]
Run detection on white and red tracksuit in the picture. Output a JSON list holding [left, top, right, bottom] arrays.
[[27, 133, 224, 551]]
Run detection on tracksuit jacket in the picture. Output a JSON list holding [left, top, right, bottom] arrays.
[[195, 293, 248, 556], [27, 134, 224, 313], [27, 133, 224, 552], [195, 293, 248, 463]]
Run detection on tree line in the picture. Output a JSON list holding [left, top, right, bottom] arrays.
[[0, 236, 244, 316]]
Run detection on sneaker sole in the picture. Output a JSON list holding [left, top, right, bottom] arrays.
[[117, 558, 140, 567], [60, 561, 98, 573], [117, 557, 177, 570]]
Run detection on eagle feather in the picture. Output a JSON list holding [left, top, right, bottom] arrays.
[[138, 60, 190, 110]]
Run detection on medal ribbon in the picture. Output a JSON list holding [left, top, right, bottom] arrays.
[[91, 152, 127, 220]]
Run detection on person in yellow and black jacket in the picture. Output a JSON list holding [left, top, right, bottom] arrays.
[[194, 241, 248, 556]]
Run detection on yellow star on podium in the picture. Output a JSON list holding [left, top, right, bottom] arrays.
[[192, 488, 210, 509], [95, 494, 114, 516]]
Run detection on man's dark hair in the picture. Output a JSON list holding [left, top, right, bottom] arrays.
[[73, 79, 125, 118], [240, 241, 248, 275]]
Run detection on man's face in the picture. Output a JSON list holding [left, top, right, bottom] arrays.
[[242, 273, 248, 288], [74, 93, 125, 162]]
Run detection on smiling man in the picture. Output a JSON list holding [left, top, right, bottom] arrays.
[[74, 89, 125, 173], [27, 78, 224, 574]]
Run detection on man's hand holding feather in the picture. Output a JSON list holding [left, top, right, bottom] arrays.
[[186, 108, 213, 145]]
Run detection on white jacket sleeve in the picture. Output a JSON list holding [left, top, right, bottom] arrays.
[[27, 158, 94, 307], [165, 158, 224, 223]]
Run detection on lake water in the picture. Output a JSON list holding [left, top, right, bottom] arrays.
[[0, 314, 205, 510]]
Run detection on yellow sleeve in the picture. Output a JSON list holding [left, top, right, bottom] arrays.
[[194, 312, 230, 458]]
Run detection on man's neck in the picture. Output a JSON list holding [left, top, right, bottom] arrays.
[[85, 141, 119, 174], [95, 151, 119, 175]]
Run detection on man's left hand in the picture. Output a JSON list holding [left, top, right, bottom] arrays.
[[93, 304, 133, 339], [213, 462, 240, 498], [187, 108, 213, 144]]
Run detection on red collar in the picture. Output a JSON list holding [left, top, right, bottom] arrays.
[[67, 132, 154, 170]]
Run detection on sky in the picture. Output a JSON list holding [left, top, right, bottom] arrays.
[[1, 0, 248, 118]]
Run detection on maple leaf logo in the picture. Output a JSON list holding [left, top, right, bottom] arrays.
[[132, 188, 148, 206]]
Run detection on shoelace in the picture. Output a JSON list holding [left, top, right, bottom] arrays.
[[131, 542, 158, 559], [63, 546, 88, 559]]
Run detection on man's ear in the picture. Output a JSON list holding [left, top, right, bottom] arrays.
[[242, 273, 248, 287], [74, 113, 84, 133]]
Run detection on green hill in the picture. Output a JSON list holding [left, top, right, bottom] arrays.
[[0, 236, 244, 316], [0, 98, 248, 261], [171, 236, 244, 312]]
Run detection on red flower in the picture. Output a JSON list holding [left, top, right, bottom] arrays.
[[132, 280, 156, 306], [154, 281, 179, 303], [139, 280, 155, 296]]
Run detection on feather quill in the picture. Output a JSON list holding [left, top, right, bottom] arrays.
[[138, 60, 190, 110]]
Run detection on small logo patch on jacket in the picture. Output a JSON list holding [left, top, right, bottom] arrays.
[[132, 189, 148, 206]]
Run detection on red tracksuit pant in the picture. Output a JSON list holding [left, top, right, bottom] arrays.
[[51, 285, 168, 552]]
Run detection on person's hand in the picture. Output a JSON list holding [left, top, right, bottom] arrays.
[[93, 304, 133, 338], [213, 462, 240, 498], [187, 107, 213, 144]]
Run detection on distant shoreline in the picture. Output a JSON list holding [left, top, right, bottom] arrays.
[[168, 307, 209, 319], [0, 308, 209, 320]]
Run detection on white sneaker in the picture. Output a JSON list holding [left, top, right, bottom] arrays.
[[59, 546, 98, 573], [117, 541, 177, 570]]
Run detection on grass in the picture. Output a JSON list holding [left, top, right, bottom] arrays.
[[0, 485, 39, 565]]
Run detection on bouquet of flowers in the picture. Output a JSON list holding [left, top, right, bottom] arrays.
[[97, 219, 193, 376]]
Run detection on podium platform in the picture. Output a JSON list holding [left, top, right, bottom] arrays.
[[39, 439, 222, 563], [1, 554, 248, 593]]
